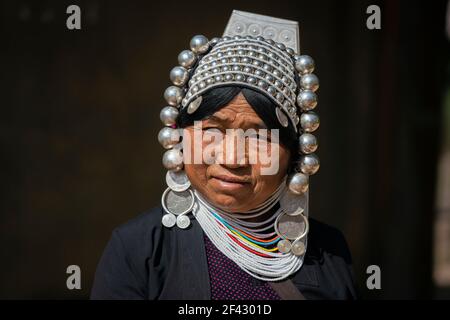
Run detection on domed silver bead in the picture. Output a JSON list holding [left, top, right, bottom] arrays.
[[170, 66, 189, 86], [247, 76, 257, 85], [210, 37, 220, 46], [160, 106, 179, 126], [274, 80, 283, 88], [299, 154, 320, 175], [297, 90, 318, 111], [276, 92, 284, 103], [299, 133, 318, 154], [276, 43, 286, 51], [294, 55, 315, 75], [300, 111, 320, 133], [158, 127, 180, 149], [164, 86, 184, 106], [286, 47, 295, 56], [258, 80, 268, 90], [287, 172, 309, 195], [178, 50, 197, 69], [190, 35, 209, 54], [267, 86, 276, 96], [162, 149, 184, 171], [300, 74, 319, 92]]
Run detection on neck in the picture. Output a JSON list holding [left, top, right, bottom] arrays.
[[245, 204, 279, 224]]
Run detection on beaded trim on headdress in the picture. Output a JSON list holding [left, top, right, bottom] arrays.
[[183, 36, 302, 129]]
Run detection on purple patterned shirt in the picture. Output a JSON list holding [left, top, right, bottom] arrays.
[[203, 233, 281, 300]]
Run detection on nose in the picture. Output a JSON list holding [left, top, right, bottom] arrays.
[[214, 131, 249, 168]]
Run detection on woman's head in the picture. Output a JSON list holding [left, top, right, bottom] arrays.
[[178, 86, 298, 212]]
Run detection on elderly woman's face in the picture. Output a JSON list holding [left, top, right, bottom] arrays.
[[183, 93, 291, 212]]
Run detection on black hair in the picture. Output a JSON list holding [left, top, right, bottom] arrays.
[[177, 86, 299, 165]]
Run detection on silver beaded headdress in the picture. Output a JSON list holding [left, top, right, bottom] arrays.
[[158, 11, 320, 262]]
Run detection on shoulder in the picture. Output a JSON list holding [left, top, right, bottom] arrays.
[[299, 217, 357, 299], [307, 218, 352, 264], [91, 206, 167, 299], [111, 206, 170, 263], [114, 206, 164, 243]]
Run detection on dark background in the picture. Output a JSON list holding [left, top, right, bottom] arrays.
[[1, 0, 449, 299]]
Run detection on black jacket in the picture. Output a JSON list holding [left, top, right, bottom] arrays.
[[91, 206, 357, 300]]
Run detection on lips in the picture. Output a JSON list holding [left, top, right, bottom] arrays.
[[209, 173, 252, 192], [212, 174, 250, 184]]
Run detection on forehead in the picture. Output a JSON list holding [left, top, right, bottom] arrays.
[[205, 92, 266, 128]]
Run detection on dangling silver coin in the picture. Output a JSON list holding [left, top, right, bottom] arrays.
[[162, 213, 176, 228], [275, 107, 289, 127], [187, 96, 203, 114], [277, 239, 292, 253], [291, 240, 306, 256], [279, 188, 307, 216], [176, 214, 191, 229], [275, 213, 309, 240], [166, 170, 191, 192], [161, 187, 195, 216]]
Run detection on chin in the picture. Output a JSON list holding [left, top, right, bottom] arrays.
[[210, 194, 248, 212]]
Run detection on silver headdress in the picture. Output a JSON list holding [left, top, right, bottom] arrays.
[[158, 11, 320, 267]]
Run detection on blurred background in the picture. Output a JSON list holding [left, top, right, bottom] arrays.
[[0, 0, 449, 299]]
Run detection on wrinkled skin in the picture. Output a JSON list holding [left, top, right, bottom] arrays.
[[183, 93, 290, 213]]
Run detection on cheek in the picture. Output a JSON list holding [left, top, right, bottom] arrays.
[[251, 144, 290, 191], [184, 163, 208, 187], [252, 142, 291, 176], [279, 146, 291, 172]]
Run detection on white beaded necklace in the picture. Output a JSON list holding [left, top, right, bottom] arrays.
[[192, 178, 306, 282]]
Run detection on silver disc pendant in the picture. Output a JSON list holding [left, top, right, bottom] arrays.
[[161, 187, 195, 216], [275, 107, 289, 128], [166, 170, 191, 192], [275, 213, 309, 240], [279, 188, 307, 216], [176, 214, 191, 229], [187, 96, 203, 114], [291, 240, 306, 256], [277, 239, 292, 253], [162, 213, 176, 228]]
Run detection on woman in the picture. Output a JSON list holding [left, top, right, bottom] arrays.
[[91, 11, 357, 300]]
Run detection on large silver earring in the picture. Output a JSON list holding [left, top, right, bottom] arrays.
[[274, 208, 309, 256]]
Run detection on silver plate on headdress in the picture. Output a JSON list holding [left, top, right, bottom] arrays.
[[275, 107, 289, 127], [161, 187, 195, 216], [166, 170, 191, 192], [187, 96, 202, 114], [279, 189, 307, 216], [275, 212, 308, 240]]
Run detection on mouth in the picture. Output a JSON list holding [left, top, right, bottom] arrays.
[[210, 174, 251, 191]]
